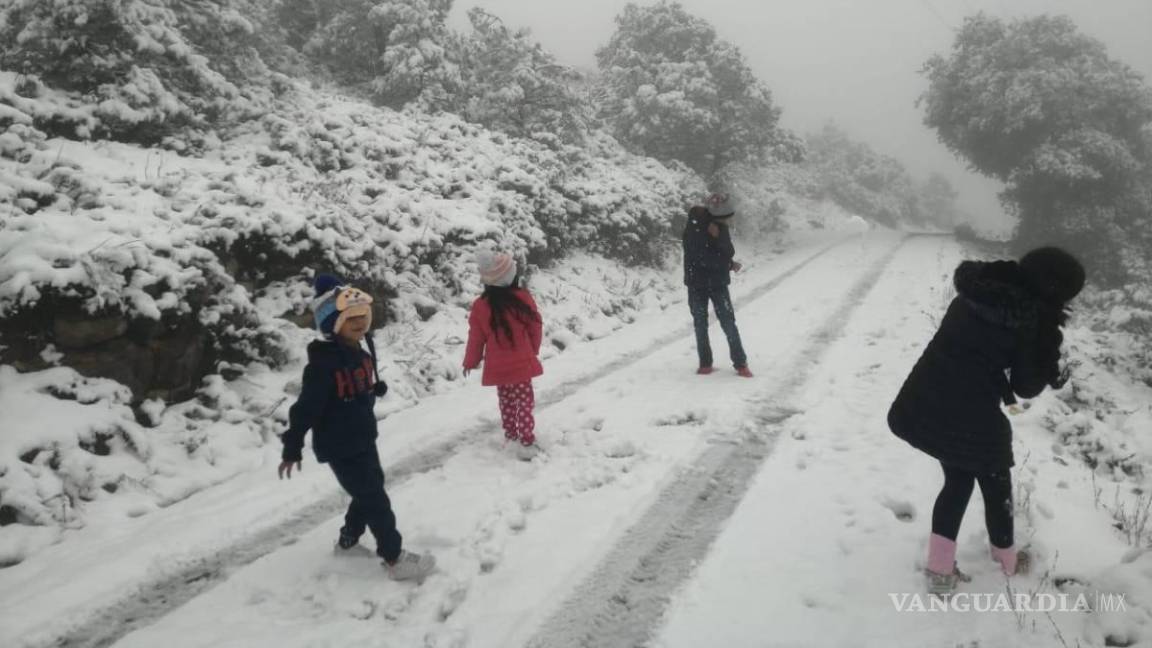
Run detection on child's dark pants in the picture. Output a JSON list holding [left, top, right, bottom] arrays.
[[931, 462, 1014, 549], [328, 447, 403, 562]]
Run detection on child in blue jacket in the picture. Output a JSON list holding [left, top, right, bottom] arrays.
[[279, 274, 434, 581]]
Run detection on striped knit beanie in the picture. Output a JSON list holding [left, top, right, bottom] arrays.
[[476, 251, 517, 287]]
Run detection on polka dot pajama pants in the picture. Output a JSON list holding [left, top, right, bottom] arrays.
[[497, 381, 536, 446]]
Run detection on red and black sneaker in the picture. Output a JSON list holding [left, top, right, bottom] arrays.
[[696, 366, 715, 375], [735, 366, 754, 378]]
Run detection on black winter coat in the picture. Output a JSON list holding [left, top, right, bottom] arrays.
[[887, 260, 1064, 472], [282, 339, 387, 463], [683, 214, 735, 288]]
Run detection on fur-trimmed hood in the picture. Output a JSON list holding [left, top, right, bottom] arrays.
[[953, 260, 1041, 329]]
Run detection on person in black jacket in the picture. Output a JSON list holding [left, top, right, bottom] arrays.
[[888, 247, 1085, 595], [682, 193, 751, 377], [278, 274, 435, 581]]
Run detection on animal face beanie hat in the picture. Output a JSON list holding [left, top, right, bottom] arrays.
[[476, 251, 517, 287], [312, 273, 374, 339]]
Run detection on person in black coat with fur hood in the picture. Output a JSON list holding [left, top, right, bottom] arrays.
[[887, 247, 1085, 595]]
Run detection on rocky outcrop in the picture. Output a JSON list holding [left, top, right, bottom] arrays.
[[2, 303, 214, 404]]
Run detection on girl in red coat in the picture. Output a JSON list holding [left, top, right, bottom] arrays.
[[463, 251, 544, 456]]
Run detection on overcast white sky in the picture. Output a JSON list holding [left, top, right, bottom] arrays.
[[449, 0, 1152, 232]]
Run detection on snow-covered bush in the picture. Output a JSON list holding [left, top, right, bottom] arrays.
[[0, 364, 286, 567], [450, 8, 589, 144], [1024, 274, 1152, 518], [712, 162, 806, 237], [803, 124, 938, 228], [594, 1, 783, 178], [0, 0, 272, 144], [302, 0, 457, 109], [0, 72, 701, 406]]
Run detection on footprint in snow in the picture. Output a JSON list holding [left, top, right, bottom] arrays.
[[424, 628, 469, 648], [604, 440, 638, 458], [347, 598, 377, 621], [506, 508, 527, 532], [469, 512, 506, 574], [437, 578, 471, 622], [880, 498, 917, 523], [380, 588, 417, 621], [570, 465, 619, 493], [476, 547, 501, 574], [245, 588, 273, 606], [837, 537, 854, 555], [653, 410, 706, 427]]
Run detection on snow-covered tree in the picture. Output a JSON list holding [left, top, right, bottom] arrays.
[[595, 1, 782, 178], [450, 8, 587, 144], [303, 0, 456, 109], [921, 13, 1152, 283], [0, 0, 267, 143], [765, 128, 807, 165], [918, 172, 960, 227], [804, 124, 922, 227], [274, 0, 325, 50], [921, 14, 1150, 181]]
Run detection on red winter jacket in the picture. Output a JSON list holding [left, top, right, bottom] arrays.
[[463, 289, 544, 386]]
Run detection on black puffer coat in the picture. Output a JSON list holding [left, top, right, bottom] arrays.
[[887, 260, 1064, 472], [682, 208, 735, 288]]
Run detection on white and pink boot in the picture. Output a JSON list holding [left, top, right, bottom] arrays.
[[925, 534, 971, 595]]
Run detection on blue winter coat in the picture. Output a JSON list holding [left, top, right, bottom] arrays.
[[682, 212, 735, 288], [281, 340, 387, 463]]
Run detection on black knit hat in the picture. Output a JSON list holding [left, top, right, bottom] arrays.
[[1019, 247, 1086, 304]]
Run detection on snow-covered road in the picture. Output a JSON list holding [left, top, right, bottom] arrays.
[[106, 233, 902, 648], [4, 231, 1146, 648]]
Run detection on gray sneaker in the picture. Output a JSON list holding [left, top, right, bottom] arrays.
[[386, 550, 436, 581]]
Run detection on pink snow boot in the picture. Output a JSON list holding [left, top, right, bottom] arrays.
[[925, 534, 970, 595], [926, 534, 956, 575]]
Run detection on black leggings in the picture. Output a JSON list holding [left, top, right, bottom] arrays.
[[931, 463, 1014, 549]]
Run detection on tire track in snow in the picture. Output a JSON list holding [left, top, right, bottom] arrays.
[[39, 237, 854, 648], [523, 235, 911, 648]]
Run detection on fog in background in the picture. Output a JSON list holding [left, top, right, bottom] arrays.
[[450, 0, 1152, 234]]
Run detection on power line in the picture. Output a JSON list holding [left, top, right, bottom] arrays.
[[918, 0, 956, 32]]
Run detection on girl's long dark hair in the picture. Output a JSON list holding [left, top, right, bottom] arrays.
[[483, 276, 539, 346]]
